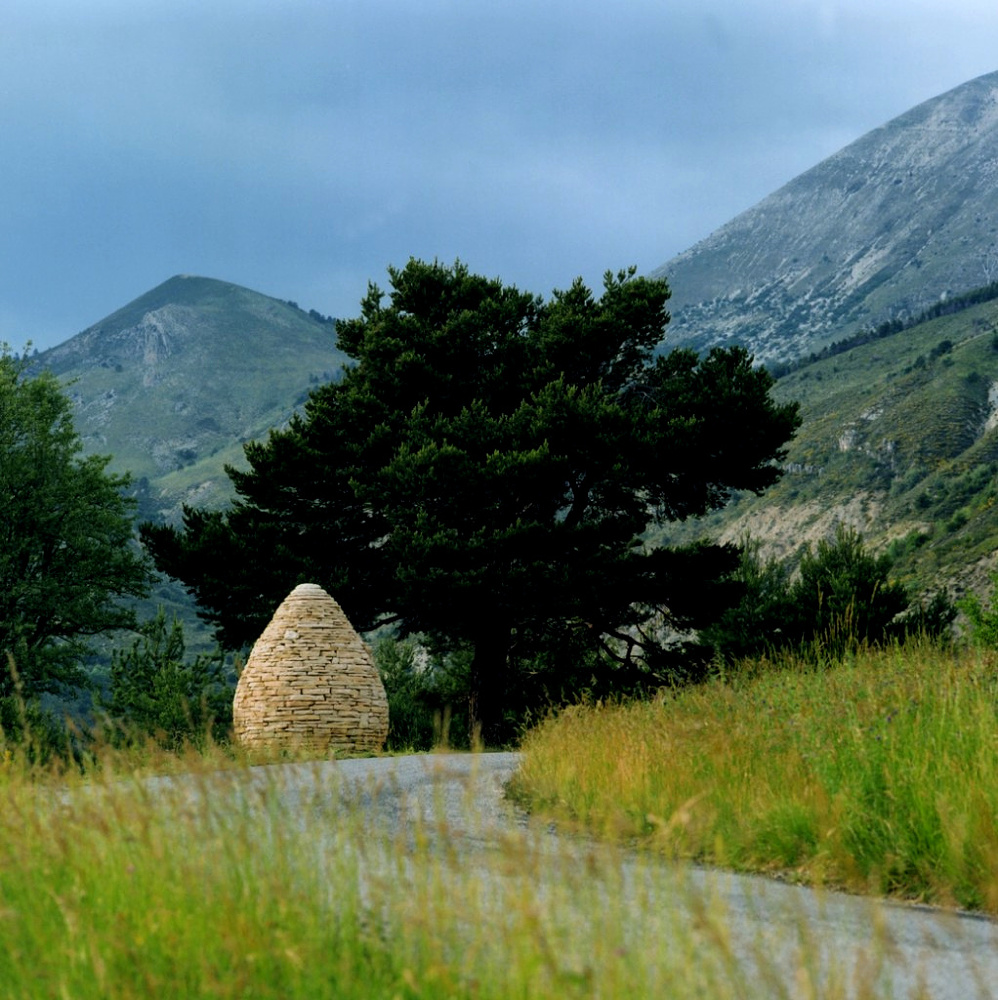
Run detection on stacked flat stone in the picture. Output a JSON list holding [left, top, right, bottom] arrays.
[[233, 583, 389, 752]]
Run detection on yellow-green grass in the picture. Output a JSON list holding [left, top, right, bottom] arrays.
[[0, 746, 906, 999], [513, 642, 998, 913]]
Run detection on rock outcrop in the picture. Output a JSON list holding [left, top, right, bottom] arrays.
[[233, 583, 389, 752]]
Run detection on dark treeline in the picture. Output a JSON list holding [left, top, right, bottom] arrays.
[[767, 279, 998, 378], [283, 300, 336, 325]]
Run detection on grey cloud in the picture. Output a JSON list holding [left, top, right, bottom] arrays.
[[2, 0, 998, 349]]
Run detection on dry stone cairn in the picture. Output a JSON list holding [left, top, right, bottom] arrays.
[[233, 583, 389, 752]]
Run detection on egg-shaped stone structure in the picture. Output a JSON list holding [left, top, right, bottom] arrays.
[[233, 583, 389, 752]]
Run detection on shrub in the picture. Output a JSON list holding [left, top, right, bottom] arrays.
[[104, 611, 232, 750], [373, 638, 470, 751], [897, 589, 957, 643], [786, 525, 910, 656], [700, 539, 793, 663], [704, 527, 953, 664], [946, 509, 969, 533], [959, 570, 998, 648], [929, 338, 954, 361]]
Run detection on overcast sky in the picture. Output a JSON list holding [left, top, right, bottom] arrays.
[[2, 0, 997, 352]]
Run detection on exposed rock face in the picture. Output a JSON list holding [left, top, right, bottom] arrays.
[[651, 70, 998, 365], [233, 583, 389, 753]]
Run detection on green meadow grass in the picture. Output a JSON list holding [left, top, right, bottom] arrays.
[[0, 741, 907, 999], [4, 643, 996, 998], [513, 642, 998, 913]]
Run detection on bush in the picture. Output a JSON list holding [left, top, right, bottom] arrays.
[[700, 540, 793, 663], [103, 611, 233, 751], [785, 525, 910, 656], [929, 338, 954, 361], [704, 526, 953, 664], [959, 571, 998, 647], [946, 509, 969, 533], [896, 589, 957, 643], [373, 638, 470, 751]]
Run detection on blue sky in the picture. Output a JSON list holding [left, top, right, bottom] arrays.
[[2, 0, 997, 351]]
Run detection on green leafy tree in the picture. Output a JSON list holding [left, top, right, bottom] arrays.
[[700, 538, 795, 663], [143, 260, 800, 744], [704, 528, 953, 664], [104, 610, 232, 750], [788, 525, 910, 655], [0, 348, 152, 725]]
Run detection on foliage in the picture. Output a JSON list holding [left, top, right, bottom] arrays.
[[705, 526, 954, 663], [104, 610, 232, 750], [699, 539, 794, 663], [958, 568, 998, 647], [143, 260, 800, 743], [0, 680, 85, 770], [372, 637, 469, 751], [0, 347, 152, 724], [898, 587, 957, 642], [786, 524, 911, 655]]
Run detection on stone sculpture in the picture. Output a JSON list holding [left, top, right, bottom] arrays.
[[233, 583, 389, 752]]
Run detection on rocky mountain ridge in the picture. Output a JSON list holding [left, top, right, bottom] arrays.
[[652, 70, 998, 365]]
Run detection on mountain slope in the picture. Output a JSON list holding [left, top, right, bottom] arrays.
[[38, 274, 347, 521], [661, 292, 998, 600], [651, 70, 998, 365]]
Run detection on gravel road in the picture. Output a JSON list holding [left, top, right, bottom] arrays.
[[145, 751, 998, 998]]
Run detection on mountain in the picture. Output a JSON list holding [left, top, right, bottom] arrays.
[[651, 70, 998, 366], [656, 290, 998, 602], [38, 275, 347, 522]]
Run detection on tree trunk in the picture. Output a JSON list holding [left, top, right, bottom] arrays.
[[468, 626, 510, 749]]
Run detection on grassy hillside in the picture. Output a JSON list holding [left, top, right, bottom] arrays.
[[515, 642, 998, 913], [38, 275, 347, 522], [674, 295, 998, 598]]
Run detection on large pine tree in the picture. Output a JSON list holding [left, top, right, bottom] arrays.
[[143, 260, 799, 744]]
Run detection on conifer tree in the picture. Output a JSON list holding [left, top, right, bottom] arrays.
[[143, 260, 800, 743]]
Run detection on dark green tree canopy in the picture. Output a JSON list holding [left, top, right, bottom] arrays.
[[0, 349, 152, 708], [143, 261, 800, 742], [104, 610, 232, 751], [703, 525, 955, 664]]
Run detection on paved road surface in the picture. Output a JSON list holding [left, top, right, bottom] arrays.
[[150, 752, 998, 998]]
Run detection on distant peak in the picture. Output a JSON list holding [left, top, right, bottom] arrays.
[[648, 69, 998, 364]]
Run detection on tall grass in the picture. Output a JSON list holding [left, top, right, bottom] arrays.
[[513, 642, 998, 913], [0, 742, 910, 998]]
